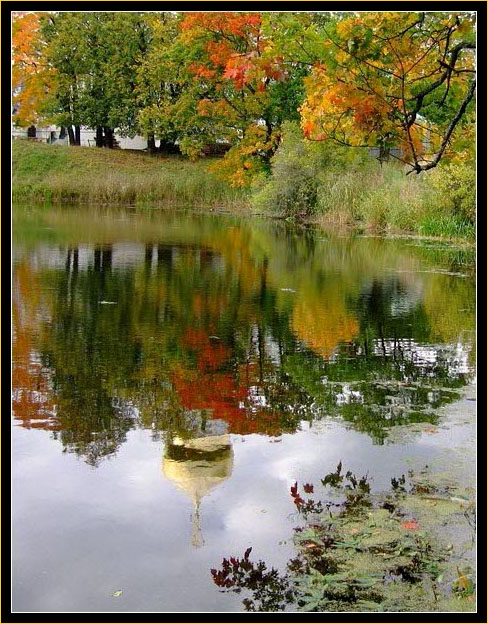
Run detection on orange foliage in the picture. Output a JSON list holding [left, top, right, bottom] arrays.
[[12, 12, 52, 126], [292, 293, 359, 359], [181, 12, 261, 40], [12, 263, 58, 430], [300, 12, 475, 169]]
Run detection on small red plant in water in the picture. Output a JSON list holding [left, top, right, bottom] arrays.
[[401, 520, 420, 530]]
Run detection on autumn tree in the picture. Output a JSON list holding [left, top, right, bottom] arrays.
[[38, 12, 87, 145], [164, 12, 308, 185], [13, 10, 476, 172], [300, 11, 476, 173], [12, 12, 52, 128]]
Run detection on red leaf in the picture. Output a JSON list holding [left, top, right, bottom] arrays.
[[401, 520, 419, 530]]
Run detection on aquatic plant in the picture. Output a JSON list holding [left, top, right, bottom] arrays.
[[211, 463, 476, 612]]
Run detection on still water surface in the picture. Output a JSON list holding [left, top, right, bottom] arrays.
[[12, 206, 475, 612]]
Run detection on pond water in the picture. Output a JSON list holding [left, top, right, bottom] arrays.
[[12, 206, 476, 612]]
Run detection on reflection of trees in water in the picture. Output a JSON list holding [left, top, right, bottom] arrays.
[[284, 280, 472, 444], [12, 229, 476, 463], [12, 261, 57, 431], [53, 397, 135, 467]]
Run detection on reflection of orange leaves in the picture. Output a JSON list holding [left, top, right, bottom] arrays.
[[173, 366, 285, 436], [192, 293, 204, 315], [182, 328, 208, 350], [12, 360, 58, 430], [182, 329, 231, 369], [172, 367, 246, 426], [173, 333, 284, 436], [292, 294, 358, 359], [198, 342, 229, 371], [12, 262, 58, 430]]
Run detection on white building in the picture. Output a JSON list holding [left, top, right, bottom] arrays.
[[12, 124, 148, 150]]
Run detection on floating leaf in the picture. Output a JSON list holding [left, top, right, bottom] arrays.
[[455, 568, 473, 592], [401, 520, 419, 530]]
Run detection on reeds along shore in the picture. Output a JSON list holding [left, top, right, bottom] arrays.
[[13, 140, 475, 241]]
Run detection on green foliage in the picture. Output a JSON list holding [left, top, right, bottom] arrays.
[[252, 122, 366, 217], [212, 465, 476, 612], [251, 122, 319, 216], [13, 11, 476, 174], [135, 12, 185, 146], [40, 12, 151, 138], [428, 161, 476, 225], [300, 12, 476, 175], [12, 10, 476, 237], [251, 122, 474, 239]]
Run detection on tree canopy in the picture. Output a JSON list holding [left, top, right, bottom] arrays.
[[12, 10, 476, 179], [300, 12, 476, 173]]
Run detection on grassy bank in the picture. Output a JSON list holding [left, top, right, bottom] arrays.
[[12, 140, 247, 206], [13, 139, 475, 241]]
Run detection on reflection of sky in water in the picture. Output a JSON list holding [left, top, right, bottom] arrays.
[[13, 396, 474, 612]]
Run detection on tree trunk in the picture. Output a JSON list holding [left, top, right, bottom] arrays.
[[95, 126, 104, 148], [94, 247, 101, 271], [147, 133, 157, 154], [75, 125, 81, 146], [378, 146, 390, 164], [101, 246, 112, 271], [72, 247, 79, 273], [262, 119, 275, 166], [103, 127, 114, 149], [65, 247, 72, 272], [67, 126, 76, 146], [145, 244, 153, 275]]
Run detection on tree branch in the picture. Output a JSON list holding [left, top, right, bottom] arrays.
[[408, 79, 475, 173]]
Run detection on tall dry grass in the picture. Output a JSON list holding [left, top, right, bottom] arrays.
[[12, 140, 247, 206]]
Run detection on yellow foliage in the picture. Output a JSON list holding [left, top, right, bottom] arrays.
[[292, 293, 359, 358]]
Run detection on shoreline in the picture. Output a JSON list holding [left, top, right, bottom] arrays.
[[13, 199, 476, 248], [13, 141, 475, 243]]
